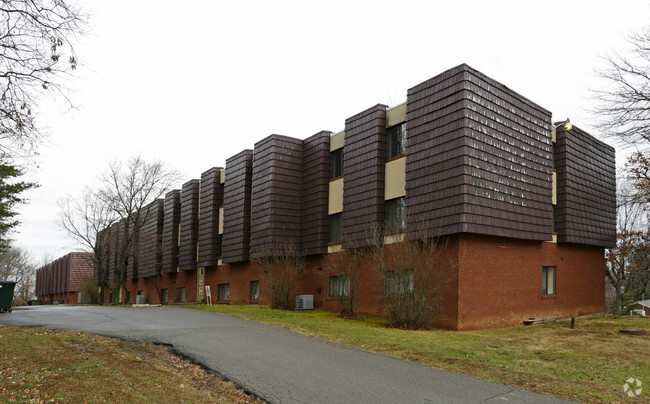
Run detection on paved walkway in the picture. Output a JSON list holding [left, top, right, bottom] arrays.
[[0, 306, 571, 403]]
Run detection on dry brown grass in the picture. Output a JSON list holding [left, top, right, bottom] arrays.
[[0, 325, 264, 403]]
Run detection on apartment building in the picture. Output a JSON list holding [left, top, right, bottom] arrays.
[[100, 64, 616, 330], [35, 252, 94, 304]]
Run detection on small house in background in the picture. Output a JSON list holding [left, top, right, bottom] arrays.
[[631, 300, 649, 316], [35, 252, 94, 304]]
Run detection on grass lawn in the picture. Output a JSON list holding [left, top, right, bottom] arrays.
[[183, 304, 650, 403], [0, 325, 263, 403]]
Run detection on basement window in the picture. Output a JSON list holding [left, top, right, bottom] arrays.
[[328, 275, 350, 298], [542, 266, 556, 295], [387, 122, 407, 159], [384, 269, 414, 295], [176, 287, 186, 303], [249, 281, 259, 301], [218, 283, 230, 302]]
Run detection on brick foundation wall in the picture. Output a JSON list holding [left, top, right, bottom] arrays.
[[108, 233, 604, 331], [456, 234, 605, 330], [39, 291, 80, 305], [122, 271, 197, 305]]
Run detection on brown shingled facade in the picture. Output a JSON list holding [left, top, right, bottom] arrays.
[[222, 150, 253, 264], [198, 167, 223, 267], [81, 64, 616, 330], [250, 135, 304, 258], [406, 64, 554, 240], [178, 179, 200, 271], [161, 190, 181, 274], [342, 104, 388, 248], [300, 131, 331, 256], [36, 252, 94, 304], [554, 125, 617, 247], [137, 199, 164, 278]]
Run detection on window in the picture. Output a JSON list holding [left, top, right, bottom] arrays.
[[176, 287, 186, 303], [384, 269, 414, 295], [328, 275, 350, 298], [542, 266, 556, 295], [386, 197, 406, 232], [387, 122, 407, 159], [218, 283, 230, 301], [249, 281, 259, 301], [329, 213, 342, 243], [161, 288, 168, 304], [331, 149, 343, 178]]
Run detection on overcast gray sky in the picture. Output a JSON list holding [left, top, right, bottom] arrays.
[[15, 0, 650, 261]]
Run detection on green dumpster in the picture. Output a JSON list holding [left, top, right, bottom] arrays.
[[0, 281, 16, 313]]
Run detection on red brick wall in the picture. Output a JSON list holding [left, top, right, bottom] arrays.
[[456, 234, 605, 330], [204, 262, 262, 305], [112, 233, 604, 331], [122, 271, 198, 305], [40, 291, 79, 305]]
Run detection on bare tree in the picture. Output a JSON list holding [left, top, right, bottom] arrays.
[[98, 156, 178, 302], [59, 155, 179, 303], [326, 247, 363, 317], [594, 26, 650, 207], [606, 183, 650, 313], [257, 240, 305, 310], [0, 245, 35, 305], [626, 151, 650, 206], [366, 223, 455, 330], [593, 26, 650, 147], [78, 274, 98, 304], [58, 186, 117, 303], [1, 0, 84, 159]]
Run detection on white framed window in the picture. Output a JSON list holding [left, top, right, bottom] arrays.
[[542, 266, 556, 295], [218, 283, 230, 301], [176, 287, 186, 303], [384, 269, 414, 295], [249, 281, 259, 301], [328, 275, 350, 298]]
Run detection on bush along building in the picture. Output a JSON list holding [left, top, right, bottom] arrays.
[[96, 64, 616, 330], [35, 252, 94, 304]]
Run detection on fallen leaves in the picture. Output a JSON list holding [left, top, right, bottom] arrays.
[[0, 325, 264, 403]]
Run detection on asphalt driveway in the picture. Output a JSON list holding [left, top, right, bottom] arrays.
[[0, 305, 571, 403]]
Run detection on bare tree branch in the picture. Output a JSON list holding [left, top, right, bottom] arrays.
[[606, 180, 650, 313], [593, 26, 650, 147], [0, 0, 84, 160], [257, 240, 305, 310]]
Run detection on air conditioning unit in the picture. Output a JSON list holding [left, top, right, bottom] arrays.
[[295, 295, 314, 310], [136, 295, 145, 305]]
